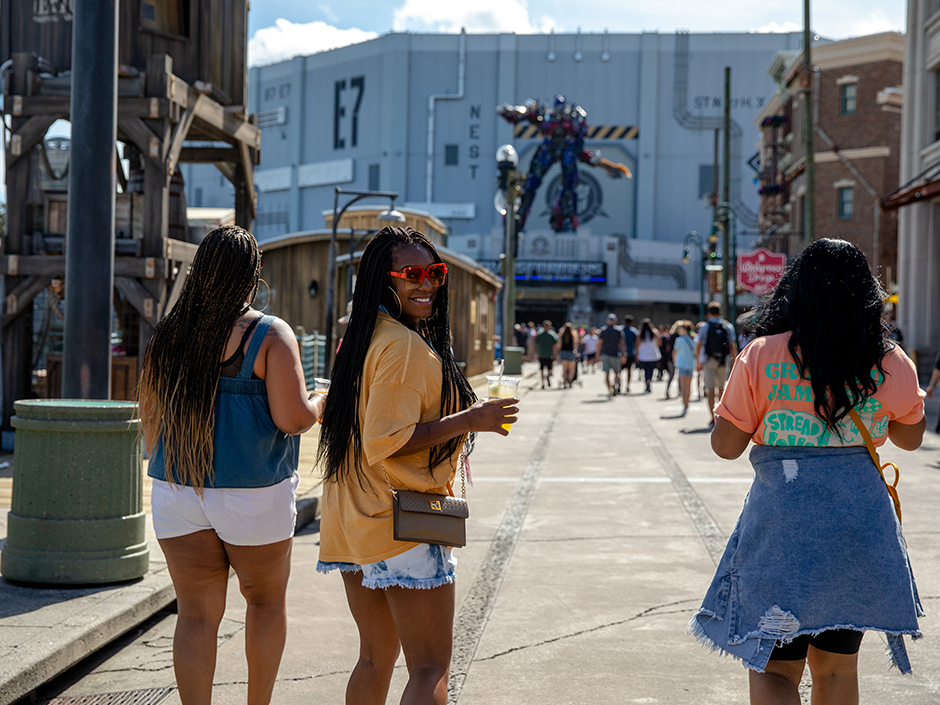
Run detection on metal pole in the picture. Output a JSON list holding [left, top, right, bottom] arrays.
[[322, 187, 341, 376], [802, 0, 816, 243], [722, 67, 731, 316], [63, 0, 118, 399], [729, 210, 738, 327], [503, 194, 516, 345], [699, 251, 706, 322]]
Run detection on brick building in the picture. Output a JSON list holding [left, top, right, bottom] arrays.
[[755, 33, 904, 285]]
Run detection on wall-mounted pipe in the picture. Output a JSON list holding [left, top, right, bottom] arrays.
[[425, 28, 466, 204]]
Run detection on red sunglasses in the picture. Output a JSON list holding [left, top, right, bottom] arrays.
[[388, 262, 448, 287]]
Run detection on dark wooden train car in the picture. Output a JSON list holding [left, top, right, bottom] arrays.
[[1, 0, 248, 105], [259, 209, 500, 378]]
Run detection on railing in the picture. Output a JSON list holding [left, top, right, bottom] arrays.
[[297, 331, 327, 386]]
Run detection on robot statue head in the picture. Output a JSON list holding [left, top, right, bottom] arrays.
[[553, 94, 566, 111]]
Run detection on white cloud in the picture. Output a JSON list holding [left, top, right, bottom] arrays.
[[392, 0, 554, 34], [754, 21, 801, 34], [838, 11, 900, 39], [248, 19, 378, 66]]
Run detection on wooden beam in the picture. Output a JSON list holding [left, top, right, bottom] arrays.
[[115, 277, 161, 323], [0, 255, 170, 279], [216, 161, 237, 186], [165, 96, 203, 177], [178, 146, 241, 163], [166, 239, 199, 266], [2, 276, 53, 329], [5, 114, 58, 168], [164, 264, 190, 315], [5, 95, 69, 117], [238, 140, 257, 220], [118, 116, 165, 171], [189, 87, 261, 149]]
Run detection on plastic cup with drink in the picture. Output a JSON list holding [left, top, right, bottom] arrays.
[[485, 375, 520, 432]]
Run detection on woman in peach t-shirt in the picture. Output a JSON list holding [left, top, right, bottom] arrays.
[[689, 240, 925, 705]]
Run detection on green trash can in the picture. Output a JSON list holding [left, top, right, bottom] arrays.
[[503, 346, 525, 375], [1, 400, 149, 584]]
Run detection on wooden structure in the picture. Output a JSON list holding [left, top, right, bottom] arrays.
[[260, 208, 501, 377], [1, 0, 259, 429]]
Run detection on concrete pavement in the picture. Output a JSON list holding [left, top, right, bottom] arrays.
[[6, 361, 940, 704]]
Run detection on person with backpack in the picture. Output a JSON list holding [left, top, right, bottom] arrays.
[[694, 301, 737, 426]]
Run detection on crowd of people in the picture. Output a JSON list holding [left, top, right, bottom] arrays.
[[514, 302, 745, 423], [142, 225, 926, 705]]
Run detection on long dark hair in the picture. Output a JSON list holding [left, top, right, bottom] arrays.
[[140, 226, 261, 489], [639, 318, 655, 341], [753, 238, 890, 434], [560, 322, 574, 346], [317, 226, 477, 487]]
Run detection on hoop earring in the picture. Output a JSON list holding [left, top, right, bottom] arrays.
[[386, 286, 403, 318], [251, 278, 272, 311]]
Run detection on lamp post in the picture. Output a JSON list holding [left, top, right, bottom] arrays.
[[683, 230, 723, 322], [495, 145, 524, 344], [682, 231, 706, 322], [713, 202, 738, 326], [323, 188, 406, 376]]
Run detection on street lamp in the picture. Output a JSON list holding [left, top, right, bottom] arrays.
[[684, 230, 723, 322], [495, 144, 524, 344], [323, 188, 406, 375]]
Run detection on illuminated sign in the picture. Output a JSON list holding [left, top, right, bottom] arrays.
[[480, 260, 607, 283]]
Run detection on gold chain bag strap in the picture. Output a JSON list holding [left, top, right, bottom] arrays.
[[848, 407, 902, 525], [381, 454, 469, 547]]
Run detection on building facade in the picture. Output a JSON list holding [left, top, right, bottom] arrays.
[[755, 33, 904, 282], [184, 29, 814, 327], [892, 0, 940, 370]]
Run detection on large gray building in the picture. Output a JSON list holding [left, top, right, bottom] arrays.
[[184, 29, 812, 325]]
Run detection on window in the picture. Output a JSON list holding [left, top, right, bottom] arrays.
[[698, 165, 716, 199], [838, 187, 854, 218], [840, 83, 856, 114], [140, 0, 189, 38], [444, 145, 459, 166], [935, 71, 940, 142], [193, 187, 203, 208], [368, 164, 380, 192]]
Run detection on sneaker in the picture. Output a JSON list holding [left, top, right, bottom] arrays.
[[680, 407, 688, 417], [547, 377, 551, 387]]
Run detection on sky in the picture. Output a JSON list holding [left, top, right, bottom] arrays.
[[246, 0, 906, 66], [0, 1, 909, 202]]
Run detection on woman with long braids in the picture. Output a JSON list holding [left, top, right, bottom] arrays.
[[140, 226, 323, 705], [317, 226, 517, 705], [690, 239, 925, 704]]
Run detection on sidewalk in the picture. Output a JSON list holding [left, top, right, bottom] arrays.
[[5, 362, 940, 704]]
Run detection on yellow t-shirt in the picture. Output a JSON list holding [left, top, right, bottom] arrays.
[[318, 312, 462, 564]]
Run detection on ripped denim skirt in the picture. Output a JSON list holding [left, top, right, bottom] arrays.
[[689, 444, 923, 674], [317, 543, 457, 590]]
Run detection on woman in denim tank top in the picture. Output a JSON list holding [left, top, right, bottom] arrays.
[[693, 239, 926, 704], [140, 226, 324, 705]]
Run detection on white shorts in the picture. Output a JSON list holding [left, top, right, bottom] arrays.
[[151, 472, 299, 546]]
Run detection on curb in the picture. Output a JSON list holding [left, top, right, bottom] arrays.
[[295, 494, 320, 531], [0, 567, 176, 705]]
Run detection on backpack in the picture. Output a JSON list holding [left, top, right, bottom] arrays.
[[704, 320, 730, 361]]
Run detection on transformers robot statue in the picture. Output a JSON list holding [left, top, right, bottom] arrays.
[[497, 95, 631, 233]]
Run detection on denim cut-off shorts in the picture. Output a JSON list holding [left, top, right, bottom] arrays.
[[317, 543, 457, 590]]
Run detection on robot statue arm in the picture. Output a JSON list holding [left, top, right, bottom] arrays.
[[580, 149, 632, 178], [497, 99, 542, 126]]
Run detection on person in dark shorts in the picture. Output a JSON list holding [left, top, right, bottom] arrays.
[[622, 315, 639, 392], [598, 313, 626, 397], [536, 320, 559, 389]]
